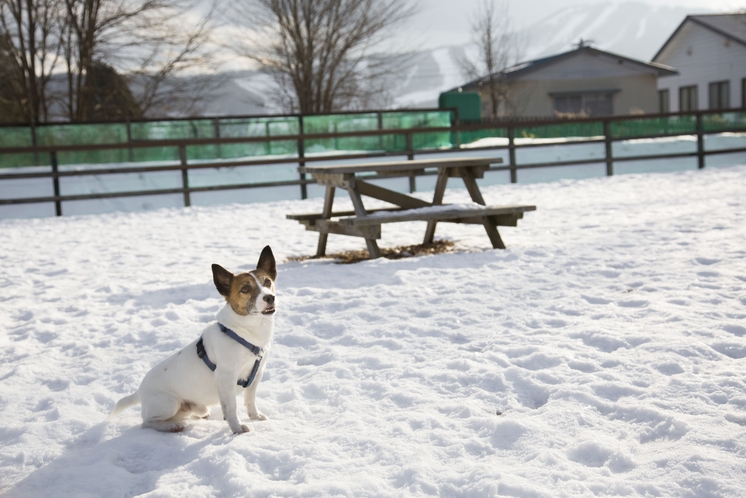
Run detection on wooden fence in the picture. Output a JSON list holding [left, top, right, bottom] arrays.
[[1, 109, 745, 216]]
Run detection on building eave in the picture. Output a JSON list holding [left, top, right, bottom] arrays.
[[653, 14, 746, 62]]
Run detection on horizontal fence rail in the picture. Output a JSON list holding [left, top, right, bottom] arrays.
[[1, 109, 745, 216]]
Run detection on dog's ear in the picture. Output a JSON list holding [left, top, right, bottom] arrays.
[[256, 245, 277, 280], [211, 264, 233, 297]]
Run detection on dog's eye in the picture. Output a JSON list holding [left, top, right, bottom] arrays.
[[240, 285, 251, 294], [264, 279, 271, 287]]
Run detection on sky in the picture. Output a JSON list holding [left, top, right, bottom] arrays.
[[211, 0, 745, 72], [409, 0, 746, 49]]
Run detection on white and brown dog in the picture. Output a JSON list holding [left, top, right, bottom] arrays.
[[108, 246, 277, 434]]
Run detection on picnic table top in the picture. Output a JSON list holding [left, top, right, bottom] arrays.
[[299, 156, 503, 175]]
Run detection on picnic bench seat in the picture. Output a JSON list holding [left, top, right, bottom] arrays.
[[287, 203, 536, 241], [337, 204, 535, 227]]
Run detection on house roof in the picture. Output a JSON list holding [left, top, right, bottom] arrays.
[[652, 13, 746, 62], [454, 46, 677, 92]]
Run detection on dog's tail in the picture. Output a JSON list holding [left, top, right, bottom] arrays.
[[106, 391, 141, 420]]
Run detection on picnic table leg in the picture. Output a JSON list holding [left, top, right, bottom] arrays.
[[347, 187, 381, 259], [461, 168, 506, 250], [423, 168, 450, 245], [315, 186, 336, 257]]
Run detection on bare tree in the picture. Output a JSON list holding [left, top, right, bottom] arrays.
[[0, 0, 220, 123], [457, 0, 523, 119], [0, 0, 63, 123], [61, 0, 221, 121], [230, 0, 418, 114], [0, 42, 26, 122]]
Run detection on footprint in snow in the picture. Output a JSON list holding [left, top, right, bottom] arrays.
[[567, 442, 636, 473], [568, 361, 598, 373], [723, 324, 746, 337], [711, 343, 746, 359], [489, 420, 526, 450], [582, 295, 611, 305], [513, 353, 562, 371], [505, 374, 550, 409], [616, 299, 649, 308], [592, 383, 645, 402], [725, 414, 746, 426], [573, 332, 626, 353], [42, 379, 70, 392], [296, 352, 334, 366], [654, 362, 684, 375]]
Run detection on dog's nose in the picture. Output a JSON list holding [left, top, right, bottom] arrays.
[[264, 294, 275, 304]]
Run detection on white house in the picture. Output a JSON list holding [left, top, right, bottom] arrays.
[[653, 13, 746, 112]]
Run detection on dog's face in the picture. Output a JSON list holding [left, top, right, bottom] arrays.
[[212, 246, 277, 316]]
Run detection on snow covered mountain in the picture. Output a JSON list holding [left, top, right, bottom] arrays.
[[522, 2, 699, 61], [391, 2, 707, 108], [198, 1, 712, 113]]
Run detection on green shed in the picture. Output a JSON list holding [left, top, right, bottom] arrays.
[[438, 91, 482, 123]]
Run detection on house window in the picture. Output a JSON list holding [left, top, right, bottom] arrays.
[[553, 92, 613, 116], [554, 95, 582, 114], [659, 89, 670, 114], [679, 86, 698, 112], [709, 81, 730, 110]]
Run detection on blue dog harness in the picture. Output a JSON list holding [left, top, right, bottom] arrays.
[[196, 323, 264, 388]]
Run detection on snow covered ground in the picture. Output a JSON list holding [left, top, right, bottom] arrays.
[[1, 163, 745, 496]]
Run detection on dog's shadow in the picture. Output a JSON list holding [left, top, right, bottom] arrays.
[[5, 420, 237, 497]]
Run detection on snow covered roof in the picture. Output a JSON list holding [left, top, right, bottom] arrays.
[[454, 46, 677, 92], [652, 13, 746, 62]]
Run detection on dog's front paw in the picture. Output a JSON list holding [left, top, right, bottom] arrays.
[[249, 411, 268, 421], [232, 424, 253, 434]]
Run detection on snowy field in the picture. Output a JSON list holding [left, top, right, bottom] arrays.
[[1, 163, 746, 497]]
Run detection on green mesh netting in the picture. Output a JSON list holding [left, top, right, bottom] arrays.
[[611, 116, 697, 138], [0, 111, 454, 168], [701, 112, 746, 133], [4, 111, 741, 169], [0, 126, 35, 168]]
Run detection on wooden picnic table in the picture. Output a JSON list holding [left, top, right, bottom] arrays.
[[287, 156, 536, 259]]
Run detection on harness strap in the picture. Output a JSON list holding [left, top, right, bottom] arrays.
[[239, 359, 262, 388], [218, 323, 263, 356], [196, 337, 217, 371], [195, 323, 264, 388]]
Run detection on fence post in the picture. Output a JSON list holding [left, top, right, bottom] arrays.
[[125, 118, 134, 163], [265, 121, 272, 155], [50, 151, 62, 216], [213, 118, 222, 159], [507, 126, 517, 183], [405, 131, 416, 192], [298, 116, 307, 200], [453, 108, 461, 149], [31, 123, 39, 166], [377, 111, 384, 152], [604, 120, 613, 176], [696, 113, 705, 169], [179, 145, 191, 207]]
